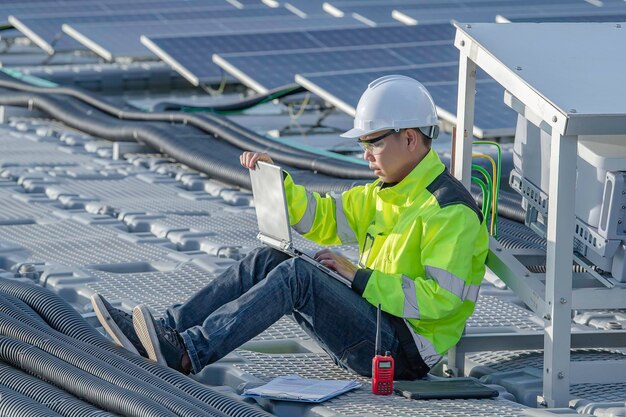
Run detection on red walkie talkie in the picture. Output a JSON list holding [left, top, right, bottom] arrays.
[[372, 304, 394, 395]]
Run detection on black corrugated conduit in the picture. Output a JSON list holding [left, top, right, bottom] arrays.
[[0, 362, 117, 417], [0, 73, 374, 180], [0, 91, 366, 193], [152, 84, 307, 113], [0, 336, 178, 417], [0, 289, 48, 325], [0, 280, 273, 417], [0, 383, 65, 417], [0, 311, 222, 417], [0, 296, 234, 417]]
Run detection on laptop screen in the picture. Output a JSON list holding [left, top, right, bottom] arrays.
[[249, 161, 292, 244]]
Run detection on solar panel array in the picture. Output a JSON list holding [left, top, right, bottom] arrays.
[[213, 41, 457, 92], [10, 5, 293, 54], [4, 0, 626, 138], [393, 1, 626, 25], [143, 24, 455, 85], [295, 66, 515, 137], [64, 16, 365, 61]]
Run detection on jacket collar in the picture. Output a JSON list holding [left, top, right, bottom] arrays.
[[377, 149, 445, 206]]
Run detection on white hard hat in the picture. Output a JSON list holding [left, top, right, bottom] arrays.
[[341, 75, 439, 140]]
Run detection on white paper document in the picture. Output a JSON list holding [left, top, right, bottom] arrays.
[[242, 375, 361, 403]]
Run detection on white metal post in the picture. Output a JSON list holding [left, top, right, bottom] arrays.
[[542, 131, 577, 408], [453, 53, 476, 189]]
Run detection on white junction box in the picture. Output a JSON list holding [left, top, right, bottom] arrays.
[[512, 115, 626, 282]]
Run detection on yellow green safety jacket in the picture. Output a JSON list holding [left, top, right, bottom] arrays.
[[284, 149, 489, 360]]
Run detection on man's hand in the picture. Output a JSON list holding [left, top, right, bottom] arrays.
[[314, 249, 358, 281], [240, 151, 273, 170]]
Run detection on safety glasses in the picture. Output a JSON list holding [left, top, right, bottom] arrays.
[[357, 129, 399, 155]]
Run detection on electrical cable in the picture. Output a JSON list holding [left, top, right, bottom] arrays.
[[473, 153, 498, 236], [474, 141, 502, 236], [472, 164, 494, 234], [471, 176, 489, 218]]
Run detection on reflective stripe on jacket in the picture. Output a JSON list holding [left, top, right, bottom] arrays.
[[284, 149, 489, 355]]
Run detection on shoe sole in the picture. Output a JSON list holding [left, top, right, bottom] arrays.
[[91, 294, 139, 355], [133, 304, 166, 365]]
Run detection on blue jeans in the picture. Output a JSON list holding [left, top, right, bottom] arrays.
[[165, 247, 425, 379]]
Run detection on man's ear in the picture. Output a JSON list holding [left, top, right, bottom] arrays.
[[406, 128, 419, 151]]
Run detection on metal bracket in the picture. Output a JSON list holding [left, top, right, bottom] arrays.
[[572, 251, 616, 288]]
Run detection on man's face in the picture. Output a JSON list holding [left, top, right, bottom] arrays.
[[360, 129, 413, 183]]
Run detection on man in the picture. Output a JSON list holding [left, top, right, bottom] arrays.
[[92, 75, 489, 379]]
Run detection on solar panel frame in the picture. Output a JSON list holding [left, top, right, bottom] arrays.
[[142, 23, 456, 86]]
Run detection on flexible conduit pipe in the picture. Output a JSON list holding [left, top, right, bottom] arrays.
[[0, 281, 273, 417], [0, 92, 364, 193], [0, 73, 329, 164], [0, 383, 65, 417], [0, 311, 222, 417], [0, 362, 117, 417], [0, 289, 48, 325], [0, 336, 177, 417], [152, 84, 307, 112], [0, 75, 375, 179], [0, 296, 241, 417]]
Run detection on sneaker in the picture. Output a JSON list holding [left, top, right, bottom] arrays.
[[90, 294, 147, 357], [133, 304, 189, 374]]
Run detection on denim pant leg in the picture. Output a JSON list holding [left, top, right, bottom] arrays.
[[180, 257, 408, 377], [164, 247, 290, 331]]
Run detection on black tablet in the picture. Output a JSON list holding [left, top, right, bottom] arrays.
[[393, 378, 499, 400]]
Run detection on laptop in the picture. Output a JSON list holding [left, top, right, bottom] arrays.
[[249, 161, 352, 287]]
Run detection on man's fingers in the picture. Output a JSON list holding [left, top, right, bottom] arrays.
[[314, 249, 333, 261], [320, 259, 337, 270], [240, 152, 272, 170]]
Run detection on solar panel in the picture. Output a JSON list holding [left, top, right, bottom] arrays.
[[213, 41, 457, 92], [0, 0, 238, 25], [507, 13, 626, 23], [142, 23, 456, 86], [10, 5, 293, 54], [295, 67, 516, 138], [393, 2, 626, 25], [330, 0, 596, 27], [64, 15, 366, 60]]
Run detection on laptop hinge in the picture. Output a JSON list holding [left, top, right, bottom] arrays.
[[257, 233, 291, 251]]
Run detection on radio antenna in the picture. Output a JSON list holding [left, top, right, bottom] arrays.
[[375, 304, 382, 356]]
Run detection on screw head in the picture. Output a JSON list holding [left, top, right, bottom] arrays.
[[560, 297, 567, 304], [466, 24, 472, 28], [515, 66, 522, 71], [460, 40, 465, 46], [552, 116, 558, 122], [570, 109, 577, 113], [558, 372, 564, 379]]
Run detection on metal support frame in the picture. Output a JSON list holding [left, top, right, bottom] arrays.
[[543, 132, 577, 406], [453, 53, 476, 189], [448, 331, 626, 380], [453, 23, 626, 408]]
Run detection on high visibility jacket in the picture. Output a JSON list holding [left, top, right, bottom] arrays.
[[284, 149, 489, 358]]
